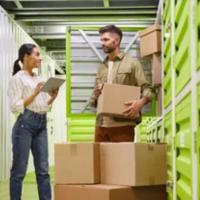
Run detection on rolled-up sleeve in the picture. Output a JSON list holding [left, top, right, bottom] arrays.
[[8, 77, 24, 114], [133, 59, 155, 100]]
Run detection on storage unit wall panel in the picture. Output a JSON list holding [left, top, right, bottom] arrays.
[[175, 94, 192, 200], [198, 1, 200, 70], [163, 0, 199, 199], [163, 0, 172, 109], [164, 112, 173, 200], [197, 84, 200, 200], [163, 0, 171, 23], [0, 8, 13, 181], [174, 0, 191, 96], [164, 69, 172, 108]]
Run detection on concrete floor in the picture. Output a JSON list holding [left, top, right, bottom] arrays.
[[0, 181, 39, 200], [0, 167, 54, 200]]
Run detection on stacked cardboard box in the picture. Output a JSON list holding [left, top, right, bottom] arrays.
[[152, 53, 162, 86], [139, 24, 162, 116], [55, 143, 100, 184], [54, 142, 167, 200], [139, 24, 161, 57], [55, 184, 166, 200], [100, 143, 167, 186]]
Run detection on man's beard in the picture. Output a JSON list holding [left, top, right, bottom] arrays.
[[102, 46, 115, 53]]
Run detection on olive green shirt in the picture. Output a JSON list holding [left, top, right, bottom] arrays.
[[89, 52, 154, 127]]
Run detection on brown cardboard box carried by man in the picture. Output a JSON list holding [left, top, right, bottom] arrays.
[[97, 84, 141, 118]]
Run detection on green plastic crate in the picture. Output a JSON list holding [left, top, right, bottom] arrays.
[[174, 0, 191, 96], [175, 93, 192, 200]]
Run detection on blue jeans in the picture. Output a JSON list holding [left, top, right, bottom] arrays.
[[10, 109, 51, 200]]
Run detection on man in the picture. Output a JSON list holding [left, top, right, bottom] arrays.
[[89, 25, 154, 142]]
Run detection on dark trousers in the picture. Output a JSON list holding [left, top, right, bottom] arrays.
[[95, 125, 135, 142], [10, 109, 51, 200]]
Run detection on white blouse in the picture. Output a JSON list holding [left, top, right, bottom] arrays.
[[8, 70, 51, 114]]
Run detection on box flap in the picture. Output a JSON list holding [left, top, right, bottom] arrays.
[[139, 24, 161, 37]]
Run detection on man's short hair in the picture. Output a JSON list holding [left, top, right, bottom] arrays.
[[99, 25, 123, 42]]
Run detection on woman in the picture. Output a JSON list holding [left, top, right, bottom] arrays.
[[8, 43, 58, 200]]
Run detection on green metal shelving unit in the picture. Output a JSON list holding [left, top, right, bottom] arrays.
[[135, 117, 149, 143]]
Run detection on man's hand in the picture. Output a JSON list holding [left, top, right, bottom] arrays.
[[94, 84, 103, 98], [123, 96, 150, 118], [123, 99, 143, 118]]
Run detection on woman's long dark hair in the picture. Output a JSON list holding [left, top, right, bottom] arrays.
[[12, 43, 37, 76]]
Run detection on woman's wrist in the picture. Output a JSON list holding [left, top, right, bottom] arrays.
[[48, 96, 55, 105], [31, 92, 38, 99]]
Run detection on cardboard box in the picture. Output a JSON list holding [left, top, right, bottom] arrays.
[[152, 53, 162, 86], [55, 143, 100, 184], [139, 24, 161, 57], [100, 143, 167, 186], [54, 184, 167, 200], [97, 84, 141, 118]]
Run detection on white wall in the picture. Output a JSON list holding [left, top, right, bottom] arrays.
[[0, 6, 66, 180], [52, 75, 67, 144]]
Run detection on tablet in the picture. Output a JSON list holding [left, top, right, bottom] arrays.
[[41, 77, 65, 93]]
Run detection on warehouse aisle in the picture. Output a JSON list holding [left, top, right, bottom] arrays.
[[0, 0, 200, 199]]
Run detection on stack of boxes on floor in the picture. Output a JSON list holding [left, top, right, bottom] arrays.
[[54, 142, 167, 200], [139, 24, 162, 116]]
